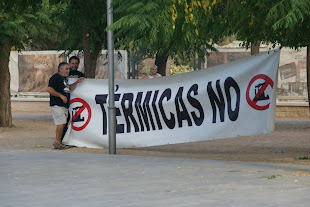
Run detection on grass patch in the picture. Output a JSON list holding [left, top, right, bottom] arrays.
[[261, 174, 282, 179], [296, 156, 310, 160]]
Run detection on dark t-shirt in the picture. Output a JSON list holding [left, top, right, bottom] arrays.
[[48, 73, 70, 108], [69, 69, 84, 78]]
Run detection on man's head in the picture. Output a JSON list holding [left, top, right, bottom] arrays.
[[150, 65, 158, 75], [58, 62, 70, 77], [69, 56, 80, 71]]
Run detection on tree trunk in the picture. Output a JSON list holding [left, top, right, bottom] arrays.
[[155, 53, 169, 76], [251, 40, 261, 55], [307, 44, 310, 110], [89, 53, 97, 79], [83, 22, 92, 78], [0, 37, 12, 127], [89, 40, 103, 79]]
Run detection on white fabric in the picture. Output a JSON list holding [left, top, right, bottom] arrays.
[[9, 51, 19, 93], [148, 73, 162, 78], [63, 50, 280, 148]]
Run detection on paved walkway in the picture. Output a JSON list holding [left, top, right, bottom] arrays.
[[1, 150, 309, 207]]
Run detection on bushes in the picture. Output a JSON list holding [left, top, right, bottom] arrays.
[[170, 60, 194, 75]]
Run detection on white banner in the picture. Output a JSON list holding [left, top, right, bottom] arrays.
[[63, 50, 280, 148]]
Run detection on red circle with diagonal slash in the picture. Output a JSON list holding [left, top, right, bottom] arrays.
[[246, 74, 274, 110], [70, 98, 92, 131]]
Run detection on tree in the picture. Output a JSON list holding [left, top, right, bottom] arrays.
[[26, 2, 66, 50], [222, 0, 280, 55], [111, 0, 222, 76], [0, 0, 53, 127], [54, 0, 108, 78], [224, 0, 310, 105], [266, 0, 310, 107], [111, 0, 172, 75]]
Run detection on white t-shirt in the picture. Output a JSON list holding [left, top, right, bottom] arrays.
[[148, 73, 162, 78]]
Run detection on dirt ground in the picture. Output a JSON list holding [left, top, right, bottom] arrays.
[[1, 111, 309, 165]]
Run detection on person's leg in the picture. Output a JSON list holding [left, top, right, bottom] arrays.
[[61, 112, 70, 142], [51, 106, 69, 149], [55, 124, 66, 144]]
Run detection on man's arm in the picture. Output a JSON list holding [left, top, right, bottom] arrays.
[[47, 87, 68, 103], [69, 77, 84, 91]]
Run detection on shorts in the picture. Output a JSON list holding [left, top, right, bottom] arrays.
[[51, 106, 68, 126]]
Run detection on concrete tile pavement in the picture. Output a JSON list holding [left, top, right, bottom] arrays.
[[0, 149, 309, 207]]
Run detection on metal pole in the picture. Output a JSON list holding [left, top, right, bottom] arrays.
[[193, 51, 196, 70], [136, 50, 139, 79], [107, 0, 116, 154], [128, 50, 134, 79], [127, 50, 130, 79], [132, 55, 135, 79], [198, 55, 201, 70], [136, 59, 139, 79]]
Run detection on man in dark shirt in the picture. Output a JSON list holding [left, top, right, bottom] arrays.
[[48, 62, 83, 150], [60, 56, 85, 140], [69, 56, 84, 78]]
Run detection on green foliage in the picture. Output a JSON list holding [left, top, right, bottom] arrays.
[[261, 174, 282, 179], [217, 35, 237, 46], [171, 60, 194, 75], [173, 52, 206, 69], [111, 0, 220, 61], [222, 0, 309, 49], [55, 0, 107, 52], [111, 0, 171, 54], [267, 0, 310, 30], [266, 0, 310, 48], [223, 0, 279, 48], [1, 0, 42, 12], [0, 0, 59, 51], [296, 156, 310, 160]]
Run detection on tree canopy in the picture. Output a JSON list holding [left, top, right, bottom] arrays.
[[266, 0, 310, 48], [0, 0, 47, 126], [111, 0, 223, 75], [53, 0, 108, 78], [266, 0, 310, 106]]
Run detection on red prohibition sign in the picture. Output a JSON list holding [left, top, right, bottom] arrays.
[[70, 98, 92, 131], [246, 74, 274, 111]]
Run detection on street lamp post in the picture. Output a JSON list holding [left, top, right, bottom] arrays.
[[107, 0, 116, 154]]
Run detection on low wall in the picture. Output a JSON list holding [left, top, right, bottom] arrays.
[[11, 98, 310, 119], [275, 102, 310, 119], [11, 98, 51, 114]]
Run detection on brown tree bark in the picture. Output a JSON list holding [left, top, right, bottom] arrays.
[[251, 40, 261, 55], [307, 44, 310, 110], [83, 22, 92, 78], [154, 40, 174, 76], [89, 54, 97, 79], [155, 53, 169, 76], [0, 37, 12, 127], [89, 40, 103, 79]]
